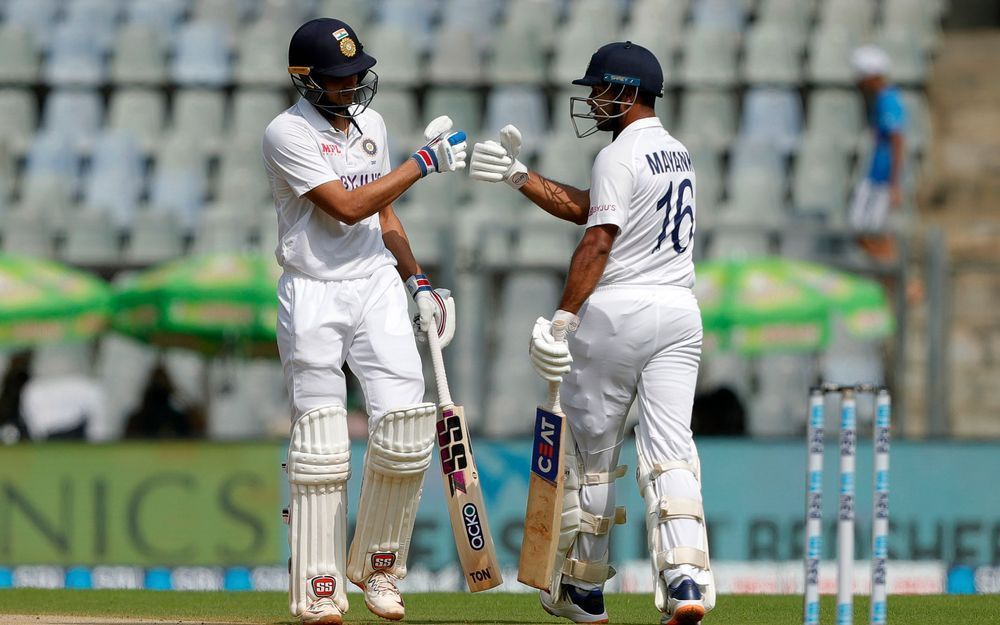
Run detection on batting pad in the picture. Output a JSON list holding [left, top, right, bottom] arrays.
[[287, 405, 351, 617], [635, 429, 715, 613], [347, 403, 436, 582]]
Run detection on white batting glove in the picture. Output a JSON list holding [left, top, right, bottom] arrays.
[[469, 124, 529, 189], [406, 274, 456, 348], [411, 115, 467, 177], [528, 310, 580, 383]]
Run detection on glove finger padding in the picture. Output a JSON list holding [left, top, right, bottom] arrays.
[[500, 125, 522, 159], [413, 289, 456, 349], [423, 115, 454, 141], [469, 141, 513, 182], [529, 316, 572, 382]]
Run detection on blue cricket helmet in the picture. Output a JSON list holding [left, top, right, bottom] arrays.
[[572, 41, 664, 98], [288, 18, 378, 118]]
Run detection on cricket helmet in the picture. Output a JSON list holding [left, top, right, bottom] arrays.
[[288, 18, 378, 118], [570, 41, 663, 138]]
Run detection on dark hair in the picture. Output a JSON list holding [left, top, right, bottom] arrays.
[[637, 90, 658, 109]]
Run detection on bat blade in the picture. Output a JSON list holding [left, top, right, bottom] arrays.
[[436, 403, 503, 592], [517, 401, 566, 590]]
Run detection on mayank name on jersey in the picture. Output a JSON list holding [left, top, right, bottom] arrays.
[[644, 150, 693, 176]]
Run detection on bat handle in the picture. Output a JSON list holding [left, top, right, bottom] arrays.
[[547, 319, 569, 412], [427, 321, 453, 407]]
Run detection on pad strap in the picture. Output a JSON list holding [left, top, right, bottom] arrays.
[[637, 460, 697, 491], [583, 464, 627, 485], [655, 546, 710, 570], [657, 497, 704, 522], [579, 507, 627, 535], [561, 558, 617, 584]]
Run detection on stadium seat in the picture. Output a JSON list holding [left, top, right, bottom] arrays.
[[230, 89, 287, 148], [371, 88, 418, 155], [23, 132, 80, 181], [191, 0, 256, 34], [727, 139, 787, 216], [687, 143, 723, 209], [0, 88, 36, 150], [424, 87, 481, 145], [691, 0, 748, 32], [804, 88, 865, 153], [501, 0, 559, 53], [817, 0, 875, 35], [125, 0, 187, 33], [375, 0, 439, 54], [426, 27, 483, 86], [883, 0, 942, 52], [900, 89, 929, 157], [676, 89, 737, 151], [60, 210, 121, 265], [738, 88, 803, 155], [742, 22, 804, 85], [513, 215, 578, 267], [755, 0, 815, 30], [150, 136, 210, 228], [550, 0, 624, 84], [482, 86, 547, 156], [620, 24, 677, 89], [680, 28, 740, 87], [537, 135, 599, 190], [122, 210, 184, 265], [216, 150, 271, 206], [62, 0, 120, 49], [107, 88, 167, 154], [792, 136, 851, 219], [438, 0, 504, 48], [706, 229, 772, 259], [190, 208, 255, 254], [314, 0, 372, 29], [0, 25, 38, 85], [110, 25, 168, 86], [363, 24, 422, 88], [168, 89, 226, 155], [877, 27, 929, 86], [485, 24, 546, 86], [82, 132, 145, 225], [2, 0, 59, 45], [257, 0, 314, 30], [171, 21, 232, 87], [627, 0, 690, 41], [807, 26, 862, 86], [40, 90, 103, 150], [235, 19, 293, 88], [45, 20, 107, 88], [403, 169, 467, 216], [0, 210, 52, 256]]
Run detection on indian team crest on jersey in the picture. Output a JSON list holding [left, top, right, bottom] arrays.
[[362, 137, 377, 156]]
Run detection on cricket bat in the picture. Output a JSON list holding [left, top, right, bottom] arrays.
[[518, 319, 569, 591], [426, 323, 503, 592]]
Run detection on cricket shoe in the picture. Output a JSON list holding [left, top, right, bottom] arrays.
[[661, 577, 706, 625], [539, 585, 609, 624], [301, 598, 343, 625], [359, 571, 405, 621]]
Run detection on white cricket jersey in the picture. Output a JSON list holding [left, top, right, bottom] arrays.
[[262, 99, 395, 281], [587, 117, 696, 289]]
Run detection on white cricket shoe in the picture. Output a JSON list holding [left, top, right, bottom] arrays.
[[661, 577, 706, 625], [539, 585, 609, 624], [301, 597, 343, 625], [360, 571, 405, 620]]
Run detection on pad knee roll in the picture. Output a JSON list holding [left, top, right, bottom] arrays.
[[347, 403, 436, 582], [287, 405, 351, 617]]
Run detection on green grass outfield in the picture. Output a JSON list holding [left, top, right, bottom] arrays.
[[1, 590, 998, 624]]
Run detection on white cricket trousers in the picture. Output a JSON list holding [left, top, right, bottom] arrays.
[[276, 265, 425, 425], [560, 283, 705, 588]]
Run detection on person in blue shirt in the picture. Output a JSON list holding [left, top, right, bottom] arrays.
[[849, 45, 906, 263]]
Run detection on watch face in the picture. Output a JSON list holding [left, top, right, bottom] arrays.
[[510, 172, 528, 186]]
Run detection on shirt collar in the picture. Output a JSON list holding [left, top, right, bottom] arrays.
[[618, 116, 663, 139], [297, 97, 361, 137]]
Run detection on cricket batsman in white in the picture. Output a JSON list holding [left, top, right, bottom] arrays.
[[262, 17, 466, 625], [470, 42, 715, 625]]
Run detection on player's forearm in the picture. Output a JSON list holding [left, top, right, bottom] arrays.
[[307, 160, 423, 225], [519, 172, 591, 225], [380, 207, 421, 280], [889, 132, 904, 188], [558, 238, 610, 314]]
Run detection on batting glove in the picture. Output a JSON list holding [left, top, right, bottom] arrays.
[[406, 274, 456, 349], [528, 310, 579, 383], [469, 124, 529, 189], [411, 115, 468, 177]]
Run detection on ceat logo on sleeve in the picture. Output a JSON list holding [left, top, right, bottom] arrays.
[[371, 552, 397, 570], [310, 575, 336, 597]]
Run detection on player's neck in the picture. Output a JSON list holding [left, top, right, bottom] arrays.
[[613, 107, 656, 140]]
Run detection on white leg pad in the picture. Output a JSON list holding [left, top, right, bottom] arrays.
[[287, 405, 351, 617], [549, 432, 627, 593], [635, 430, 716, 613], [347, 403, 436, 582]]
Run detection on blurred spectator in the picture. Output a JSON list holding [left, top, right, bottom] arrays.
[[0, 351, 34, 444], [691, 386, 747, 436], [125, 362, 205, 438]]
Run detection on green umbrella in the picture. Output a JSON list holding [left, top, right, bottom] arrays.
[[694, 257, 894, 354], [112, 253, 282, 357], [0, 255, 110, 348]]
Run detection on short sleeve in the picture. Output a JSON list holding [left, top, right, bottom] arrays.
[[262, 120, 339, 197], [587, 149, 633, 230], [877, 92, 905, 135], [381, 120, 392, 176]]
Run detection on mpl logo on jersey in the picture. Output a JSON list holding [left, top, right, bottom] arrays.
[[461, 503, 485, 551], [530, 411, 562, 484], [310, 575, 336, 597], [371, 552, 396, 571], [320, 143, 341, 156]]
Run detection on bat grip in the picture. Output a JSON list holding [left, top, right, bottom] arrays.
[[547, 319, 568, 412], [427, 321, 453, 408]]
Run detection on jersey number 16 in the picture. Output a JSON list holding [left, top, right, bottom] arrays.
[[652, 177, 695, 255]]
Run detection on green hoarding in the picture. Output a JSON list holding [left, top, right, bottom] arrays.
[[0, 443, 282, 566]]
